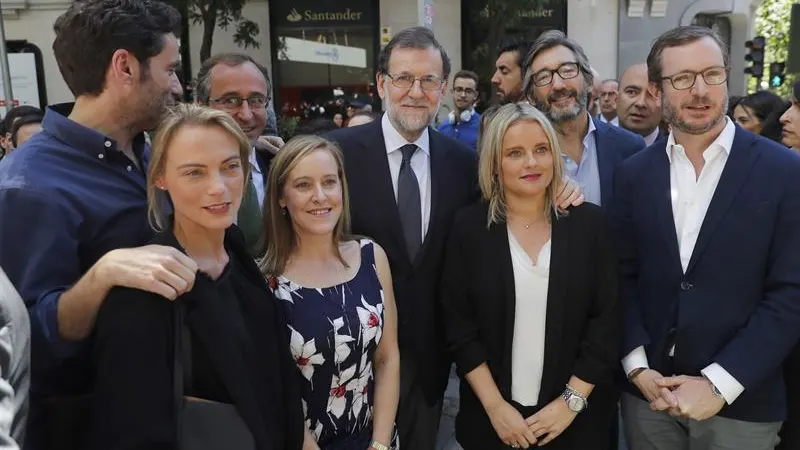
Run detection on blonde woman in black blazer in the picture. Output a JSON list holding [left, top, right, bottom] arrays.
[[441, 103, 619, 449]]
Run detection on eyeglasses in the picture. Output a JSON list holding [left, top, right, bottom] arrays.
[[208, 95, 270, 110], [531, 62, 581, 87], [385, 73, 443, 91], [453, 87, 477, 96], [661, 67, 728, 90]]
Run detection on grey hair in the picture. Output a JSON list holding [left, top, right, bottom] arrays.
[[194, 52, 271, 103], [521, 30, 594, 102], [376, 26, 451, 79], [647, 26, 729, 88]]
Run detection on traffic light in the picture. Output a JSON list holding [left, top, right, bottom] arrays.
[[769, 62, 786, 88], [745, 36, 766, 79]]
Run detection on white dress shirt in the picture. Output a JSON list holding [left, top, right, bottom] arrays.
[[381, 114, 431, 237], [644, 127, 661, 146], [622, 118, 745, 405], [508, 230, 550, 406], [599, 114, 619, 127], [248, 147, 265, 207]]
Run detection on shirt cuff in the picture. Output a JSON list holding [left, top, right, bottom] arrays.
[[701, 363, 745, 405], [621, 346, 649, 376]]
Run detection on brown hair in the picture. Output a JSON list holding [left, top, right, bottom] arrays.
[[258, 135, 354, 276], [147, 103, 251, 231], [647, 26, 729, 88]]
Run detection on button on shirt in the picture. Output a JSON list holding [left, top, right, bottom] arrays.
[[0, 103, 152, 401], [562, 116, 602, 206], [622, 118, 744, 404], [382, 114, 431, 237]]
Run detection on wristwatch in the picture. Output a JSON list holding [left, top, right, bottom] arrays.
[[370, 440, 389, 450], [562, 384, 588, 413], [704, 376, 725, 400]]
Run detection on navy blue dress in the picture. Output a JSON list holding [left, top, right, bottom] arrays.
[[270, 240, 397, 449]]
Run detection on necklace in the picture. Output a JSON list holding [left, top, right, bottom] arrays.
[[510, 214, 547, 230]]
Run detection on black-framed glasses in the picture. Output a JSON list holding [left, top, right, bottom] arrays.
[[208, 95, 270, 110], [661, 66, 729, 90], [532, 62, 581, 87], [453, 87, 477, 96], [385, 73, 443, 91]]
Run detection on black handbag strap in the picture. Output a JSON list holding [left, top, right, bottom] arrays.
[[173, 302, 193, 441]]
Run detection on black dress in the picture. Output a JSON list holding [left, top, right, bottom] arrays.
[[89, 227, 304, 450]]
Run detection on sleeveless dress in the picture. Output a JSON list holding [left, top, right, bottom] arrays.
[[270, 239, 398, 449]]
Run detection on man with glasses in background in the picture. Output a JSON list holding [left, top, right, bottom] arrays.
[[524, 30, 644, 209], [195, 53, 283, 254], [615, 26, 800, 449], [438, 70, 481, 150]]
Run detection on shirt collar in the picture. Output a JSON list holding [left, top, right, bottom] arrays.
[[644, 127, 661, 146], [665, 117, 735, 163], [582, 112, 598, 148], [381, 113, 430, 156], [43, 102, 148, 160]]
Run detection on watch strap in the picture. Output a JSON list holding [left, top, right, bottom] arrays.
[[370, 440, 389, 450]]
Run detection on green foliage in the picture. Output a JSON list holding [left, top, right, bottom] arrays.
[[165, 0, 260, 63], [749, 0, 796, 97]]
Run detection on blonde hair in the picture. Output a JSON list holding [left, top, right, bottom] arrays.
[[147, 103, 252, 231], [258, 135, 353, 276], [478, 102, 565, 227]]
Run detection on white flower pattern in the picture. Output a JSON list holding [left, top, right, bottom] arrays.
[[272, 240, 397, 447]]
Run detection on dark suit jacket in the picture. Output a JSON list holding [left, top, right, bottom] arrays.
[[441, 202, 619, 449], [326, 119, 479, 402], [90, 227, 304, 450], [592, 118, 646, 208], [613, 127, 800, 422]]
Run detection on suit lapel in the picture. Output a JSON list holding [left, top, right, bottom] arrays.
[[593, 120, 615, 207], [538, 211, 567, 402], [413, 128, 444, 268], [686, 130, 759, 274], [486, 220, 517, 394], [355, 121, 410, 268], [651, 145, 683, 271]]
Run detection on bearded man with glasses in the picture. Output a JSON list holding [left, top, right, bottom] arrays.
[[614, 26, 800, 450], [524, 30, 645, 209]]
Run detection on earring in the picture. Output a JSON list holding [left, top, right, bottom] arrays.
[[281, 207, 288, 216]]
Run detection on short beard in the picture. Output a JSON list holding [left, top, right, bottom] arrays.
[[662, 92, 727, 135], [534, 85, 589, 124], [385, 93, 440, 138]]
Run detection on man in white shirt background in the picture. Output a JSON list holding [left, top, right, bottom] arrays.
[[614, 26, 800, 449], [617, 63, 664, 146]]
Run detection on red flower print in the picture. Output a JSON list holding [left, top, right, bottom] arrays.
[[268, 276, 278, 290]]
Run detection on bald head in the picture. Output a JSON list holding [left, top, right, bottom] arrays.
[[617, 63, 661, 138]]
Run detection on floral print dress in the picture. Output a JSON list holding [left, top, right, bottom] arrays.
[[270, 239, 396, 448]]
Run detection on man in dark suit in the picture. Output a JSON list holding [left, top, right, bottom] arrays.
[[523, 31, 645, 208], [614, 26, 800, 449], [326, 26, 586, 449], [617, 63, 666, 147]]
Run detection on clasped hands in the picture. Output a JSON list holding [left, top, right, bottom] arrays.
[[631, 369, 725, 421], [486, 397, 577, 449]]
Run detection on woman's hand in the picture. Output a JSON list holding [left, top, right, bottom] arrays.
[[486, 400, 539, 448], [302, 428, 320, 450], [524, 397, 577, 446]]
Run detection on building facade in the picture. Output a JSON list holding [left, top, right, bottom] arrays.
[[0, 0, 762, 117]]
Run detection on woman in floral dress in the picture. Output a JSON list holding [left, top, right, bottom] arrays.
[[260, 135, 400, 450]]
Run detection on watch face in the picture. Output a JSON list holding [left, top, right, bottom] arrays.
[[567, 396, 584, 412]]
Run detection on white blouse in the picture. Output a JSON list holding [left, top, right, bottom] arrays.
[[508, 229, 551, 407]]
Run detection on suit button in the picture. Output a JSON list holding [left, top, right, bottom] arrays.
[[680, 281, 693, 291]]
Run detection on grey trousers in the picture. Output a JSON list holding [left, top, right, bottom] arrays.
[[396, 359, 443, 450], [621, 392, 782, 450]]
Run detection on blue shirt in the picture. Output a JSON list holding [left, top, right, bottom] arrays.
[[0, 104, 151, 403], [438, 110, 481, 150], [562, 116, 602, 206]]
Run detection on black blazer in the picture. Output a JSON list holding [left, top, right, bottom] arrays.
[[326, 118, 479, 401], [89, 227, 304, 450], [442, 202, 619, 449]]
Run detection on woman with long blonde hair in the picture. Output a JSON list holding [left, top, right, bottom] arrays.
[[261, 135, 400, 450], [441, 103, 619, 450]]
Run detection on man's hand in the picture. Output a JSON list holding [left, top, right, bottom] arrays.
[[257, 135, 285, 155], [485, 399, 538, 448], [630, 369, 678, 412], [525, 396, 578, 446], [97, 245, 197, 300], [555, 177, 585, 209], [654, 376, 725, 421]]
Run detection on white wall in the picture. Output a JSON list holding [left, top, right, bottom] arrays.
[[3, 7, 73, 104], [568, 0, 620, 80]]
